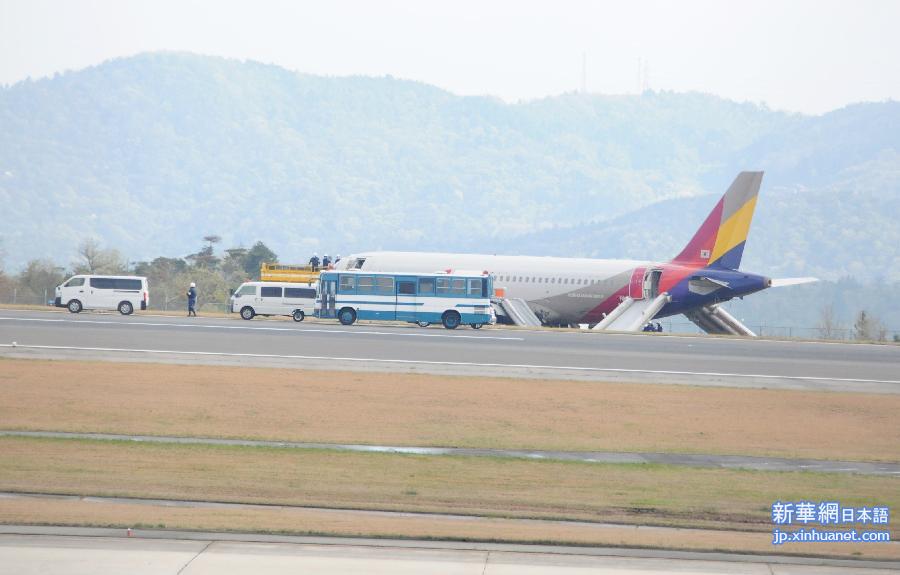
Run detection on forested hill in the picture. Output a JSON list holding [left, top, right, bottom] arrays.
[[1, 52, 898, 281]]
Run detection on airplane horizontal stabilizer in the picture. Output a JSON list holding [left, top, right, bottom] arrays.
[[770, 277, 818, 287]]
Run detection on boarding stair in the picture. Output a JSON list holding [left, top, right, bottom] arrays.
[[591, 292, 671, 332], [684, 304, 756, 336], [492, 297, 543, 327]]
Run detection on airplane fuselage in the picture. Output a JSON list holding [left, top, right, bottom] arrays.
[[337, 251, 770, 325]]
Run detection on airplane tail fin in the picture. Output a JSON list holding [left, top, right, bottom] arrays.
[[671, 171, 763, 270]]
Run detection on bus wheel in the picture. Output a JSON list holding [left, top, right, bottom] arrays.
[[292, 310, 305, 322], [240, 306, 255, 320], [339, 308, 357, 326], [441, 311, 461, 330], [470, 323, 483, 329], [67, 299, 82, 313], [416, 321, 431, 328], [118, 301, 134, 315]]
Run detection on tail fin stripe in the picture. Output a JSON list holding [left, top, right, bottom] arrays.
[[709, 194, 758, 265], [671, 171, 763, 271]]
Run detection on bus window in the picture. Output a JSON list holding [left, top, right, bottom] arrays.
[[419, 278, 435, 295], [339, 275, 356, 293], [358, 276, 375, 293], [398, 281, 415, 295], [450, 278, 466, 294], [375, 276, 394, 294], [467, 278, 482, 296]]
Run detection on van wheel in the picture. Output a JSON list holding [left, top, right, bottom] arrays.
[[441, 311, 461, 330], [67, 299, 82, 313], [240, 306, 255, 320], [416, 321, 431, 327], [338, 308, 356, 326], [470, 323, 483, 329], [292, 310, 305, 322], [118, 301, 134, 315]]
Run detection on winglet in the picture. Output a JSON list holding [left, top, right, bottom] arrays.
[[672, 171, 763, 270]]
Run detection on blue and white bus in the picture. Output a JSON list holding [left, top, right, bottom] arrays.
[[316, 270, 495, 329]]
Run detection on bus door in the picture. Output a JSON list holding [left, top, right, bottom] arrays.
[[319, 276, 338, 318], [395, 276, 418, 322]]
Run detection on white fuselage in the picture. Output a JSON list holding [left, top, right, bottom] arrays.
[[339, 251, 653, 324]]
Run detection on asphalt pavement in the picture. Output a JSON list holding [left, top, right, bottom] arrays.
[[1, 309, 899, 392], [0, 527, 895, 574]]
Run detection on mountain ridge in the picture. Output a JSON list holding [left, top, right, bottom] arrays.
[[1, 52, 898, 281]]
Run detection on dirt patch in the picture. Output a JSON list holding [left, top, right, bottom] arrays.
[[1, 358, 897, 461]]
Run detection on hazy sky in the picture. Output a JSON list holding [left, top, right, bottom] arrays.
[[1, 0, 898, 114]]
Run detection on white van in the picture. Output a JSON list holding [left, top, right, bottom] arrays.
[[231, 281, 317, 322], [55, 275, 149, 315]]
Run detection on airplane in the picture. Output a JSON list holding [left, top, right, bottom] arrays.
[[336, 172, 816, 335]]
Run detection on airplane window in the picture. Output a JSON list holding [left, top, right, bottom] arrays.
[[531, 277, 535, 282]]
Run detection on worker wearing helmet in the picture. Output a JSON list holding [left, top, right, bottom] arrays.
[[187, 282, 197, 317]]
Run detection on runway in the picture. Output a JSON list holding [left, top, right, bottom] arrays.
[[5, 430, 897, 475], [1, 309, 899, 392], [0, 527, 895, 574]]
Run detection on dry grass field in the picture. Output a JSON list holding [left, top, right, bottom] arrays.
[[3, 497, 897, 560], [1, 359, 898, 461], [1, 436, 897, 531], [1, 357, 897, 558]]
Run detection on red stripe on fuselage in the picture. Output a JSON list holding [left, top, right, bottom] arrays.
[[578, 199, 724, 324]]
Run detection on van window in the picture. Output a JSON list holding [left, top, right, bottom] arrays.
[[261, 286, 282, 298], [237, 285, 256, 297], [285, 287, 316, 299], [90, 277, 115, 289], [114, 279, 142, 290], [65, 277, 84, 287]]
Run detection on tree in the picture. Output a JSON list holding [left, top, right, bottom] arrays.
[[17, 259, 66, 303], [816, 304, 844, 340], [243, 241, 277, 279], [854, 310, 887, 342], [187, 236, 220, 269], [75, 238, 101, 273], [74, 238, 127, 274], [222, 247, 250, 281]]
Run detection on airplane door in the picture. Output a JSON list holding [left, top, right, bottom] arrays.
[[643, 269, 662, 299], [395, 277, 417, 322], [628, 267, 646, 300]]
